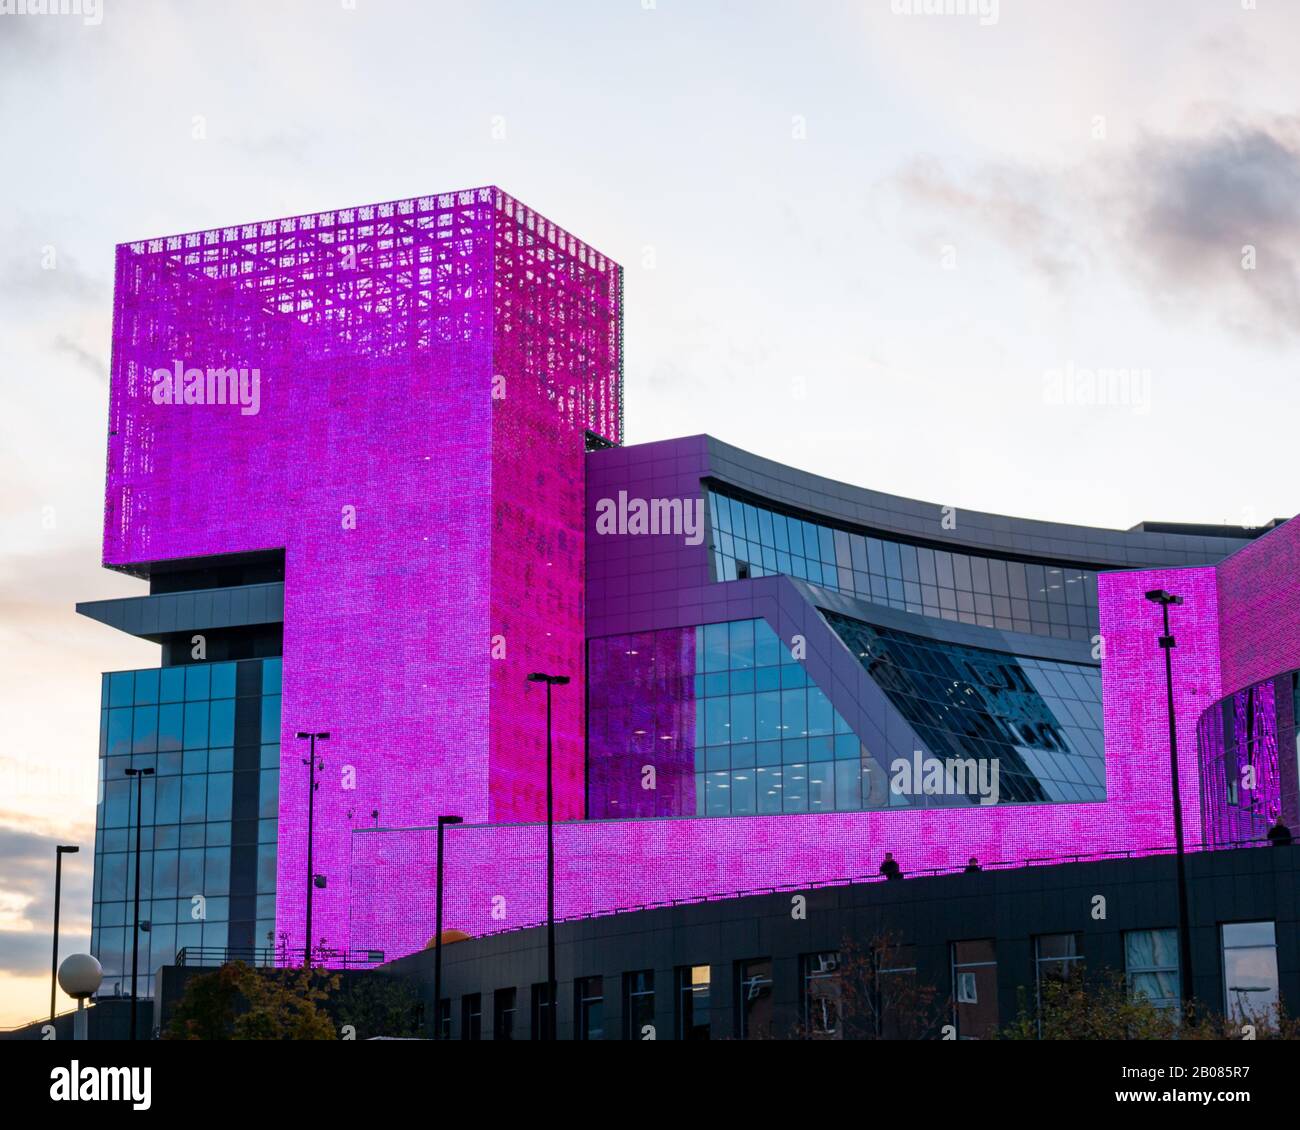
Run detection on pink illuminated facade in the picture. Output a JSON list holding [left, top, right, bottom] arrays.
[[83, 187, 1297, 983]]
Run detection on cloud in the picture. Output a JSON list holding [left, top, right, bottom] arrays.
[[886, 116, 1300, 342], [1114, 120, 1300, 339], [53, 333, 109, 383], [0, 246, 108, 309], [892, 157, 1091, 286], [0, 823, 93, 978]]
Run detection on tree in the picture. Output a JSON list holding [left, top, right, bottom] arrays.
[[331, 975, 422, 1040], [1002, 969, 1300, 1040], [791, 931, 945, 1040], [165, 961, 340, 1040]]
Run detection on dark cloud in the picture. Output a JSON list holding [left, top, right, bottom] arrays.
[[888, 117, 1300, 341], [0, 824, 93, 977], [53, 333, 109, 382], [1116, 120, 1300, 339]]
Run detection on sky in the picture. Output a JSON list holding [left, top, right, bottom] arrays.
[[2, 0, 1298, 1026]]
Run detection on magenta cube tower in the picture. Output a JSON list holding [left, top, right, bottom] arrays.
[[104, 188, 622, 957]]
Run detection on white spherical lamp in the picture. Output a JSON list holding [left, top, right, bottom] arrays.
[[58, 953, 103, 1001]]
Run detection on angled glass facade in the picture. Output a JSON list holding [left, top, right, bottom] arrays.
[[588, 613, 1105, 817], [691, 619, 884, 817], [587, 618, 888, 819], [708, 487, 1098, 643], [824, 613, 1105, 804], [92, 658, 281, 998]]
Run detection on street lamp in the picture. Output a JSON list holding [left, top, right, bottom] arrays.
[[58, 954, 102, 1041], [432, 814, 464, 1040], [124, 766, 154, 1040], [1145, 588, 1193, 1010], [51, 844, 79, 1022], [295, 731, 330, 968], [527, 671, 569, 1041]]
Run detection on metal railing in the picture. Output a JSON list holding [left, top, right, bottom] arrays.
[[174, 945, 386, 969]]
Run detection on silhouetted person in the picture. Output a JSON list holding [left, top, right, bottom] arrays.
[[964, 856, 981, 873], [1268, 823, 1292, 847], [880, 852, 903, 881]]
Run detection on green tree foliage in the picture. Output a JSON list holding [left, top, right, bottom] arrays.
[[164, 961, 340, 1040], [1003, 969, 1300, 1040], [331, 975, 422, 1040]]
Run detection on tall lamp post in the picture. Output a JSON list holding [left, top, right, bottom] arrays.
[[124, 766, 154, 1040], [51, 844, 79, 1021], [527, 671, 569, 1041], [432, 814, 464, 1040], [295, 731, 330, 968], [1146, 588, 1194, 1010]]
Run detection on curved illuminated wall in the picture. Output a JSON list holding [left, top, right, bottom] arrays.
[[1099, 515, 1300, 855], [1197, 671, 1298, 847], [353, 436, 1280, 958]]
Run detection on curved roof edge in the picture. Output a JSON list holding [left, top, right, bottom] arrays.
[[596, 434, 1270, 571]]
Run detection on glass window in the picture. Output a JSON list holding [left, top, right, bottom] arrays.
[[575, 976, 604, 1040], [209, 662, 236, 700], [260, 696, 281, 744], [109, 671, 134, 708], [737, 959, 773, 1040], [729, 694, 755, 744], [677, 965, 711, 1040], [159, 667, 185, 704], [1124, 928, 1180, 1011], [493, 987, 517, 1040], [132, 705, 159, 754], [157, 703, 184, 753], [182, 701, 209, 751], [184, 665, 210, 701], [461, 993, 482, 1041], [180, 775, 206, 823], [204, 847, 230, 896], [801, 951, 841, 1039], [825, 612, 1104, 806], [153, 776, 181, 826], [1035, 933, 1084, 1018], [951, 940, 997, 1039], [1221, 921, 1279, 1023], [530, 983, 554, 1040], [702, 622, 730, 673], [728, 619, 755, 669], [107, 709, 133, 757], [262, 657, 282, 696], [133, 668, 159, 706], [624, 970, 655, 1040], [206, 773, 233, 823], [877, 945, 919, 1039]]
